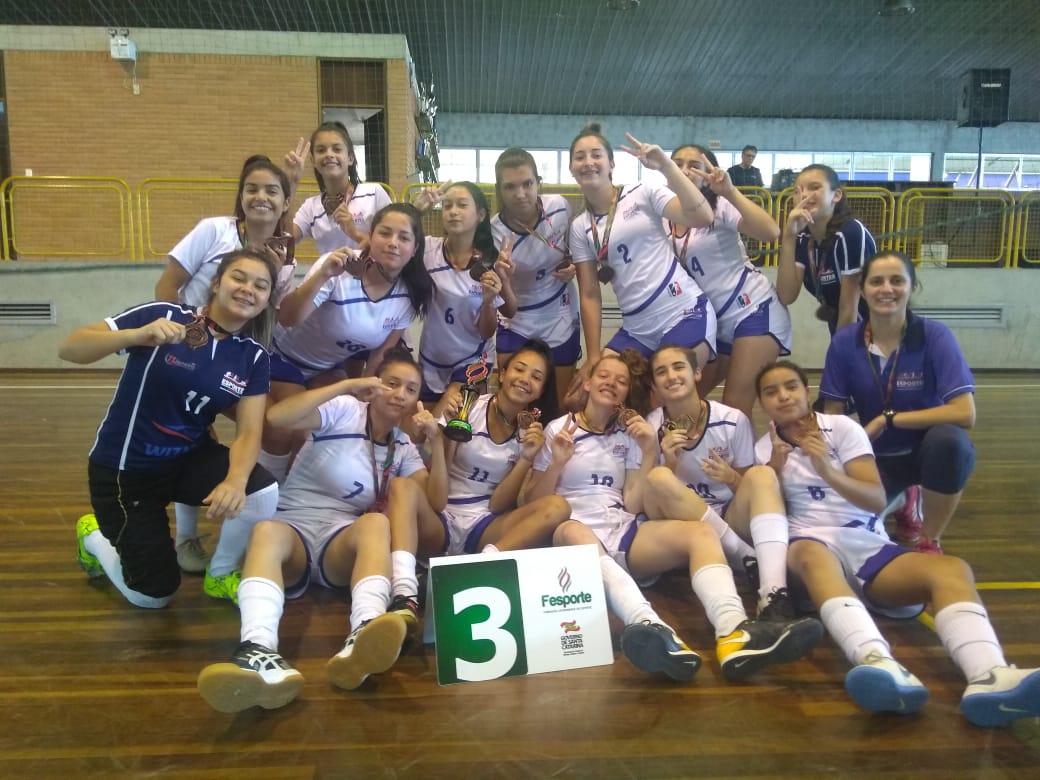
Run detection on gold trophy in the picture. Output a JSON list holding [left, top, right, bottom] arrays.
[[443, 361, 490, 442]]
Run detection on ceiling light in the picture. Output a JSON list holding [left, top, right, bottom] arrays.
[[878, 0, 915, 16]]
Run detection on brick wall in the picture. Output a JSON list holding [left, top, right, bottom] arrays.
[[386, 58, 417, 196], [4, 50, 320, 260]]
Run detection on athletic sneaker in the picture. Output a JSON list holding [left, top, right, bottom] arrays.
[[961, 666, 1040, 727], [176, 535, 211, 574], [913, 536, 943, 555], [204, 568, 241, 604], [197, 641, 304, 713], [76, 513, 104, 578], [757, 588, 799, 622], [890, 485, 923, 543], [619, 621, 701, 682], [717, 616, 824, 681], [388, 594, 420, 640], [326, 612, 408, 691], [844, 652, 929, 714]]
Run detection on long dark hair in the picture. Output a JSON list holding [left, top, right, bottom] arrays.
[[448, 182, 498, 265], [860, 249, 920, 311], [310, 121, 362, 193], [755, 359, 809, 397], [233, 155, 292, 234], [371, 203, 433, 320], [502, 339, 560, 422], [798, 164, 854, 252], [671, 144, 720, 213], [209, 248, 279, 347]]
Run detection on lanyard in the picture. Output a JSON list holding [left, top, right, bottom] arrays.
[[367, 416, 396, 508], [587, 186, 621, 263], [501, 200, 567, 256], [669, 222, 691, 264], [863, 321, 905, 408]]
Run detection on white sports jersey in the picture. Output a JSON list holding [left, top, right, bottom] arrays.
[[569, 183, 711, 346], [492, 194, 579, 347], [293, 183, 392, 254], [271, 254, 415, 375], [443, 395, 524, 510], [754, 413, 882, 535], [677, 199, 787, 336], [169, 216, 296, 307], [535, 413, 641, 528], [278, 394, 424, 519], [418, 236, 503, 392], [646, 401, 754, 509]]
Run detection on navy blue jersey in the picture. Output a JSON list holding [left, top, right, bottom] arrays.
[[88, 301, 271, 472], [794, 218, 875, 329]]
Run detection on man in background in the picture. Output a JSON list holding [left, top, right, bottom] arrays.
[[728, 145, 764, 187]]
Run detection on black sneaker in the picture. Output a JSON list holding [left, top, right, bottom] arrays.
[[717, 616, 824, 681], [388, 594, 420, 640], [197, 641, 304, 713], [742, 555, 760, 594], [757, 587, 799, 622], [620, 621, 702, 682]]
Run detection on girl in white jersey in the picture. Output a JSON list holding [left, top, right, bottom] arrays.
[[259, 205, 434, 484], [197, 354, 428, 712], [384, 341, 570, 614], [492, 148, 580, 407], [667, 145, 790, 418], [155, 155, 297, 574], [567, 124, 717, 382], [755, 361, 1040, 727], [528, 352, 821, 684], [642, 345, 808, 623], [414, 182, 518, 411]]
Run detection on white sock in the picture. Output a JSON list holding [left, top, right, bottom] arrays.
[[481, 543, 500, 555], [701, 507, 755, 571], [819, 597, 890, 666], [350, 575, 392, 631], [934, 601, 1007, 682], [257, 449, 291, 485], [748, 512, 789, 604], [391, 550, 419, 599], [239, 576, 284, 651], [209, 483, 279, 576], [174, 503, 200, 542], [599, 555, 659, 626], [82, 529, 171, 609], [690, 563, 747, 637]]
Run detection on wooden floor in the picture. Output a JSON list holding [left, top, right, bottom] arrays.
[[2, 370, 1039, 779]]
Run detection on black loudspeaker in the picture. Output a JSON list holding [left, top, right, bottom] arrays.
[[957, 69, 1010, 128]]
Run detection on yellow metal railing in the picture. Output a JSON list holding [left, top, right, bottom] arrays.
[[1, 177, 1032, 269], [1, 176, 135, 260]]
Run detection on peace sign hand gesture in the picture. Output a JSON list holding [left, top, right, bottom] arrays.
[[620, 133, 669, 171], [283, 137, 310, 189], [413, 181, 454, 213], [549, 416, 579, 463], [685, 158, 735, 198]]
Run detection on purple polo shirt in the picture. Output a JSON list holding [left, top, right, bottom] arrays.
[[819, 311, 974, 455]]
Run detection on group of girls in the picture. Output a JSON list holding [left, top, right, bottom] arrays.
[[62, 118, 1035, 728]]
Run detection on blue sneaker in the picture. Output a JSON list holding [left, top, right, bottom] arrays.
[[76, 513, 104, 578], [620, 621, 701, 682], [845, 652, 929, 714], [961, 666, 1040, 728]]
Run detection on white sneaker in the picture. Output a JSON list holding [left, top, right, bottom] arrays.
[[961, 666, 1040, 727], [326, 613, 407, 691], [844, 652, 929, 714], [176, 535, 211, 573]]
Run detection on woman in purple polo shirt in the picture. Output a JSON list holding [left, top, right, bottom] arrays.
[[819, 250, 975, 554]]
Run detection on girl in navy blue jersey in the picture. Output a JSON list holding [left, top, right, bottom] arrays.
[[819, 250, 976, 554], [62, 249, 281, 608]]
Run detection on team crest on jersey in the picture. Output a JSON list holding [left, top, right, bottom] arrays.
[[561, 292, 571, 306], [895, 371, 925, 391], [382, 315, 408, 331], [735, 292, 752, 309], [667, 280, 683, 297], [219, 371, 247, 397], [622, 202, 640, 220], [612, 443, 628, 458], [819, 269, 837, 284], [164, 354, 196, 372]]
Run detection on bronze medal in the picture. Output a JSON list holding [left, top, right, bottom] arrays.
[[183, 317, 209, 349], [516, 407, 541, 431]]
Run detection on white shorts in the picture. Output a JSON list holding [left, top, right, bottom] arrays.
[[715, 274, 792, 356], [438, 505, 497, 556], [278, 509, 358, 598], [570, 499, 642, 573], [789, 524, 923, 619]]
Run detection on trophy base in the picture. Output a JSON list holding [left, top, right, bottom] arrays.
[[443, 421, 473, 443]]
